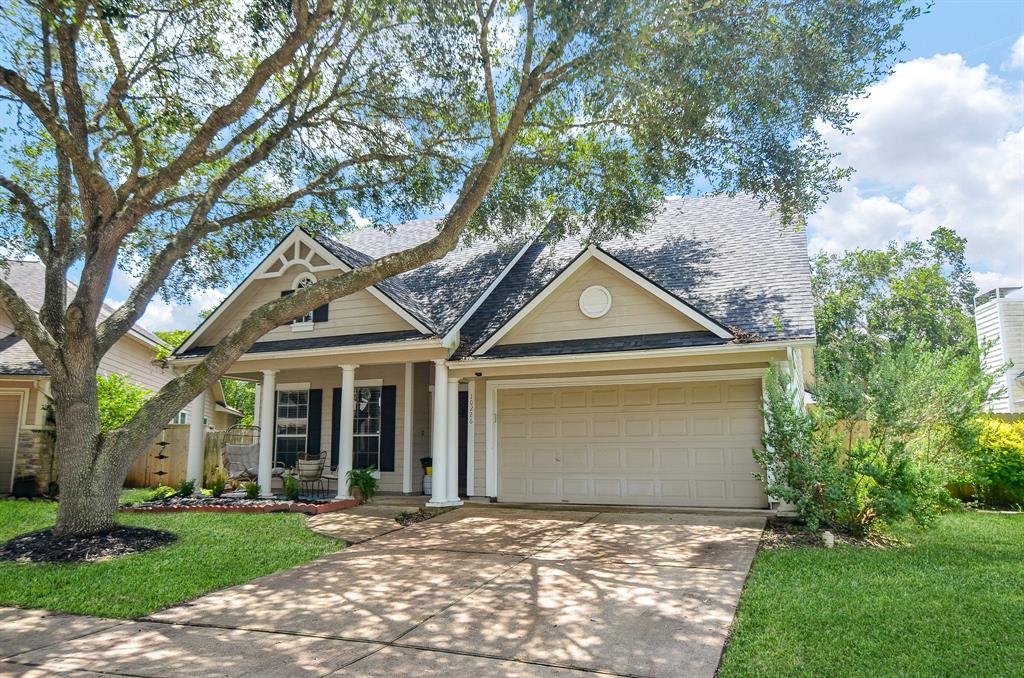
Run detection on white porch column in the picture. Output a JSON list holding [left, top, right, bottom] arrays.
[[401, 362, 414, 494], [335, 364, 359, 499], [427, 359, 449, 506], [257, 370, 278, 497], [446, 377, 462, 505], [185, 390, 207, 492]]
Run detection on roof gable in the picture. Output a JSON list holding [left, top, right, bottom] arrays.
[[455, 195, 816, 358], [475, 246, 732, 355], [178, 230, 430, 355]]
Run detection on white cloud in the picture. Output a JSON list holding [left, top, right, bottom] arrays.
[[1006, 34, 1024, 70], [810, 53, 1024, 291], [137, 288, 227, 333], [105, 268, 227, 333]]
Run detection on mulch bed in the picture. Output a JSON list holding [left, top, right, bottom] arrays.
[[760, 518, 900, 550], [0, 527, 176, 563], [121, 495, 358, 515]]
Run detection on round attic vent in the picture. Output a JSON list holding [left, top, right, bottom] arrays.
[[579, 285, 612, 318]]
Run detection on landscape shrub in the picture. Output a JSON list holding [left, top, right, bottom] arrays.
[[145, 485, 176, 502], [758, 341, 989, 534], [243, 482, 261, 499], [282, 475, 300, 501], [972, 418, 1024, 506], [208, 469, 228, 498], [175, 479, 195, 497]]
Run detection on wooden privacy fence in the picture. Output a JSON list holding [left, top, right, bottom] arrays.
[[125, 424, 228, 488]]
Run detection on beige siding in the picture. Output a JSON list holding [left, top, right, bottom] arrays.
[[99, 336, 172, 394], [498, 257, 704, 346], [192, 266, 415, 348], [472, 377, 486, 496]]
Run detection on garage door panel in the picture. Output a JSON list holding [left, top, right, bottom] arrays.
[[592, 447, 622, 471], [497, 380, 768, 508], [624, 447, 655, 468], [593, 478, 623, 497], [691, 415, 724, 436]]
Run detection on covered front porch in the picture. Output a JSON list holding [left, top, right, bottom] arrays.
[[181, 341, 474, 507]]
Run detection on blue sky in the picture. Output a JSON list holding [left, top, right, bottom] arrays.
[[18, 1, 1024, 330]]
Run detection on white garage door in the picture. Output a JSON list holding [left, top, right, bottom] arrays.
[[497, 379, 768, 508]]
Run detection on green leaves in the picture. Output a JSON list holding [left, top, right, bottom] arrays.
[[96, 373, 151, 433]]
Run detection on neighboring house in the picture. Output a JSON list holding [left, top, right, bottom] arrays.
[[0, 261, 240, 494], [173, 194, 815, 510], [975, 287, 1024, 414]]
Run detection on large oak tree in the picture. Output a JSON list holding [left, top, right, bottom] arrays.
[[0, 0, 917, 536]]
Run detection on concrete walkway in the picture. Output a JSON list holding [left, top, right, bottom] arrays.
[[0, 505, 764, 677]]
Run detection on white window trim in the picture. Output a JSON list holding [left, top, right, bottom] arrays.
[[291, 272, 317, 329], [473, 245, 734, 356], [274, 386, 311, 464]]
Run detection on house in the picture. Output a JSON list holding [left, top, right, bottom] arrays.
[[0, 261, 240, 494], [172, 194, 815, 510], [975, 287, 1024, 414]]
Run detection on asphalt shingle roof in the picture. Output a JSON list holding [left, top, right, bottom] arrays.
[[482, 331, 730, 359], [0, 261, 165, 375], [177, 329, 425, 359], [455, 194, 815, 358], [320, 220, 527, 335]]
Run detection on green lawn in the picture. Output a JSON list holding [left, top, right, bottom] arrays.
[[0, 497, 341, 618], [719, 511, 1024, 677]]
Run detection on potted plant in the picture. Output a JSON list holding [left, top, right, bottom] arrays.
[[420, 456, 432, 476]]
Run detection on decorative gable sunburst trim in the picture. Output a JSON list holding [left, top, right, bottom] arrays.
[[176, 228, 431, 355], [471, 245, 733, 356]]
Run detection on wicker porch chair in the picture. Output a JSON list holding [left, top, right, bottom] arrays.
[[296, 454, 327, 497]]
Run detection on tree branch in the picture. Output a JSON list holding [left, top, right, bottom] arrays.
[[0, 175, 54, 258], [0, 278, 61, 371], [476, 0, 500, 144]]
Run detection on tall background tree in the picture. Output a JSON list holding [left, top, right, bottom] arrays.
[[0, 0, 918, 536], [812, 226, 979, 383]]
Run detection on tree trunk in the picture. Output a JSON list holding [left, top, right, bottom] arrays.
[[51, 364, 124, 537]]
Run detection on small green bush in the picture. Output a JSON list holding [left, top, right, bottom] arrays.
[[282, 475, 300, 501], [145, 485, 176, 502], [972, 418, 1024, 506], [243, 482, 261, 499], [208, 469, 228, 498], [175, 479, 196, 497], [347, 466, 378, 503]]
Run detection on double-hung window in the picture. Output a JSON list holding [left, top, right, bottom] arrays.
[[275, 389, 308, 467], [352, 386, 381, 469], [292, 275, 315, 327]]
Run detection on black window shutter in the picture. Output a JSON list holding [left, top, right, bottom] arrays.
[[379, 385, 396, 472], [330, 387, 341, 467], [306, 389, 322, 457], [313, 303, 329, 323]]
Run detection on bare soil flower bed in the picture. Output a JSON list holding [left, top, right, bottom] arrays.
[[0, 526, 176, 563], [760, 518, 900, 550], [122, 495, 359, 515]]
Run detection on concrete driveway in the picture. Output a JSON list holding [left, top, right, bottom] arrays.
[[0, 505, 764, 677]]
